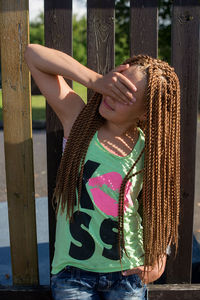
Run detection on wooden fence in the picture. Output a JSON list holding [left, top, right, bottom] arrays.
[[0, 0, 200, 299]]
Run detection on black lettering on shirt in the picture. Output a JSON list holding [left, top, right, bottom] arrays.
[[69, 211, 95, 260], [76, 160, 100, 210], [100, 219, 121, 260]]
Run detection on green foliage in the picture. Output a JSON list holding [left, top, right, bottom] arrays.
[[115, 0, 130, 66], [0, 83, 87, 121], [29, 2, 172, 66], [158, 0, 173, 64], [73, 15, 87, 65], [115, 0, 172, 65], [158, 23, 171, 64], [30, 12, 44, 45], [29, 13, 87, 65]]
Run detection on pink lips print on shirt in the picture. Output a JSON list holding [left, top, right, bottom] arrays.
[[88, 172, 132, 217]]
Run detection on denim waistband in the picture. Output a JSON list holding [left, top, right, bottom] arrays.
[[51, 265, 147, 299], [51, 265, 147, 293], [60, 265, 125, 280]]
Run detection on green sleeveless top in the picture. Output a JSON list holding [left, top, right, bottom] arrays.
[[51, 127, 145, 274]]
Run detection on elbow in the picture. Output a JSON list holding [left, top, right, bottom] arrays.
[[24, 44, 33, 62], [24, 43, 40, 62]]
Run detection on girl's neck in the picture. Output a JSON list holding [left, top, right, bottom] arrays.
[[98, 122, 139, 157], [102, 121, 138, 139]]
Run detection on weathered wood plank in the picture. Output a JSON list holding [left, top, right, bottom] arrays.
[[1, 284, 200, 300], [0, 0, 39, 285], [44, 0, 73, 274], [0, 286, 52, 300], [148, 284, 200, 300], [87, 0, 115, 98], [166, 0, 200, 283], [130, 0, 158, 58]]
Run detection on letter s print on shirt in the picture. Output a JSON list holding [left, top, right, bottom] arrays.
[[69, 160, 132, 261]]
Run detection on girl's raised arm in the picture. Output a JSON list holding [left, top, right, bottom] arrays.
[[24, 44, 99, 137], [24, 44, 137, 137]]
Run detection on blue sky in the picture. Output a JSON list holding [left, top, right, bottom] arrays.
[[29, 0, 86, 22]]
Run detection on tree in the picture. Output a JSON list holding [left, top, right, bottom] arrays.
[[29, 1, 172, 66], [158, 0, 172, 64], [73, 15, 87, 65], [115, 0, 172, 65], [30, 12, 44, 45], [115, 0, 130, 66], [29, 12, 87, 65]]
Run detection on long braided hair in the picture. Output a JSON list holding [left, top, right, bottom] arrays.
[[51, 54, 181, 278]]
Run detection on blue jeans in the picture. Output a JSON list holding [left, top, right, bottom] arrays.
[[51, 266, 148, 300]]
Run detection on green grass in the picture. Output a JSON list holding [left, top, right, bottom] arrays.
[[0, 82, 87, 121], [1, 86, 200, 122]]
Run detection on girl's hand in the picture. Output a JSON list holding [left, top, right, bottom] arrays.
[[122, 254, 167, 284], [92, 64, 137, 105]]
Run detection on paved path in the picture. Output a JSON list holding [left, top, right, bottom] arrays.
[[0, 197, 50, 285], [0, 130, 48, 202], [0, 131, 49, 285]]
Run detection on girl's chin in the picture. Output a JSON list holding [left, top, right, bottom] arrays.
[[99, 109, 106, 119], [98, 105, 110, 119]]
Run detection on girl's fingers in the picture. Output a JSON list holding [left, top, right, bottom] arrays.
[[117, 73, 137, 93], [114, 80, 136, 103], [97, 66, 137, 103], [110, 86, 130, 105], [122, 265, 154, 277], [114, 64, 129, 73], [123, 266, 145, 275], [122, 267, 143, 276], [109, 72, 137, 104], [110, 84, 136, 105]]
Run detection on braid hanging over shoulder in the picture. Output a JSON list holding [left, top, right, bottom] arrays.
[[51, 54, 181, 281]]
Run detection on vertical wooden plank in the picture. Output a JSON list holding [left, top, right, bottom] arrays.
[[166, 0, 200, 283], [87, 0, 115, 98], [44, 0, 72, 272], [130, 0, 158, 58], [0, 1, 39, 284]]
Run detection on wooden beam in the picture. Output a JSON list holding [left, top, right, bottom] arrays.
[[166, 0, 200, 283], [44, 0, 72, 274], [0, 286, 52, 300], [130, 0, 158, 58], [0, 0, 39, 285], [148, 284, 200, 300], [1, 284, 200, 300], [87, 0, 115, 97]]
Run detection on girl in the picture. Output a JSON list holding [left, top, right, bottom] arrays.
[[25, 44, 180, 300]]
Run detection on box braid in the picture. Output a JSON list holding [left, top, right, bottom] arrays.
[[51, 54, 180, 280]]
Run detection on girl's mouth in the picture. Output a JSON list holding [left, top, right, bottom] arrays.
[[103, 98, 114, 111]]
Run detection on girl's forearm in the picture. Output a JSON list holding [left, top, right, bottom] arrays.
[[25, 44, 137, 104], [25, 44, 102, 89]]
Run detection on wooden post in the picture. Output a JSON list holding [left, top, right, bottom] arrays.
[[130, 0, 158, 58], [0, 0, 39, 284], [87, 0, 115, 98], [166, 0, 200, 283], [44, 0, 72, 273]]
